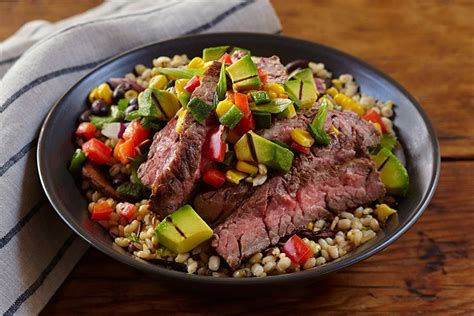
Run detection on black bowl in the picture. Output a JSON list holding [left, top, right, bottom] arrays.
[[38, 33, 440, 287]]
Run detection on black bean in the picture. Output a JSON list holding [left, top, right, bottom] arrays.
[[125, 104, 138, 114], [166, 79, 176, 89], [285, 59, 309, 73], [90, 99, 110, 116], [113, 83, 131, 101], [112, 173, 129, 187], [79, 110, 91, 122], [129, 97, 138, 107]]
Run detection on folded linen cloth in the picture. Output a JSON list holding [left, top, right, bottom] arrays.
[[0, 1, 281, 314]]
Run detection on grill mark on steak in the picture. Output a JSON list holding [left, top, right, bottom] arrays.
[[138, 62, 222, 216]]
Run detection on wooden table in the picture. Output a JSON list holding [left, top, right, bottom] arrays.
[[2, 0, 473, 314]]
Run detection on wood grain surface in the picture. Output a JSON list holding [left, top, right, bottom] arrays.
[[2, 0, 473, 314]]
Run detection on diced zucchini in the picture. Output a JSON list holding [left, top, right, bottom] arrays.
[[219, 104, 243, 129], [253, 112, 272, 129], [187, 97, 213, 123], [250, 91, 271, 105], [250, 98, 292, 114]]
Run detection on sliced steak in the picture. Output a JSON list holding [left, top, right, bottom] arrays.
[[210, 110, 384, 268], [82, 162, 119, 200], [214, 156, 384, 269], [194, 108, 380, 225], [253, 55, 288, 83], [138, 62, 221, 216]]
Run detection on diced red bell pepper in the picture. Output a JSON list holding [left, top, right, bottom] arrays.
[[282, 235, 314, 265], [362, 109, 387, 133], [202, 168, 226, 188], [258, 68, 267, 84], [117, 202, 136, 222], [75, 122, 97, 139], [291, 142, 311, 155], [234, 92, 251, 117], [232, 92, 255, 135], [226, 91, 235, 103], [113, 138, 136, 164], [82, 138, 112, 164], [184, 75, 201, 93], [91, 201, 113, 221], [203, 125, 227, 162], [218, 53, 232, 65], [123, 120, 151, 146]]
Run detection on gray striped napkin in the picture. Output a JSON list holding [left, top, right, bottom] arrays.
[[0, 1, 281, 314]]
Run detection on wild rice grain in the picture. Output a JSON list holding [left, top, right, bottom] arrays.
[[315, 257, 326, 266], [249, 252, 263, 264], [370, 218, 380, 231], [263, 261, 276, 273], [262, 255, 275, 265], [330, 216, 339, 230], [175, 253, 190, 263], [327, 246, 340, 259], [187, 260, 198, 274], [337, 219, 351, 230]]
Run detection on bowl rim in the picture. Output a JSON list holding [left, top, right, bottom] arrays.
[[37, 32, 440, 285]]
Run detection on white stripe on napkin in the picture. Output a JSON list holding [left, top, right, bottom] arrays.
[[0, 0, 281, 314]]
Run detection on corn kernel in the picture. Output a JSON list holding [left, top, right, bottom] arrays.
[[236, 161, 258, 175], [148, 75, 168, 90], [176, 109, 187, 134], [329, 124, 341, 136], [187, 57, 205, 69], [226, 170, 247, 184], [97, 83, 113, 105], [265, 82, 285, 95], [268, 90, 278, 99], [216, 100, 234, 117], [326, 87, 338, 97], [88, 87, 99, 103], [334, 93, 364, 116], [372, 122, 382, 134], [290, 128, 315, 147], [175, 79, 189, 95], [286, 103, 296, 119], [307, 222, 314, 230], [375, 203, 397, 223], [124, 89, 138, 100], [331, 79, 343, 89]]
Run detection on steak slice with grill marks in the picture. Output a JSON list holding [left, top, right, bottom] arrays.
[[138, 62, 221, 216], [194, 108, 380, 226], [253, 55, 288, 83], [206, 109, 385, 268]]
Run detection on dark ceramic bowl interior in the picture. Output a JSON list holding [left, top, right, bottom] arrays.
[[38, 33, 440, 287]]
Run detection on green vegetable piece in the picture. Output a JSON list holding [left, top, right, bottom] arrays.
[[284, 79, 318, 109], [308, 100, 331, 145], [379, 134, 398, 151], [187, 97, 213, 123], [90, 106, 123, 128], [124, 110, 141, 121], [226, 55, 261, 91], [276, 107, 290, 119], [141, 117, 163, 130], [155, 205, 213, 254], [202, 46, 230, 62], [216, 62, 227, 101], [253, 112, 272, 129], [178, 91, 191, 107], [223, 150, 236, 167], [129, 155, 146, 185], [117, 182, 145, 200], [371, 148, 409, 196], [158, 68, 204, 79], [126, 233, 139, 242], [271, 140, 293, 152], [250, 98, 292, 114], [69, 149, 86, 173], [291, 68, 314, 82], [138, 88, 180, 120], [117, 98, 129, 111], [229, 47, 251, 57], [250, 91, 271, 105], [234, 131, 294, 172], [219, 104, 243, 129]]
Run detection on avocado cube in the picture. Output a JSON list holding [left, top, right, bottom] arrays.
[[138, 88, 180, 120], [234, 131, 294, 172], [226, 55, 261, 91], [155, 205, 213, 254], [202, 46, 229, 62], [284, 79, 318, 109], [291, 68, 314, 82], [371, 148, 409, 196]]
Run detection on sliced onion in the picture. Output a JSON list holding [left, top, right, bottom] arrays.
[[314, 78, 326, 94], [101, 122, 123, 140], [118, 123, 126, 139]]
